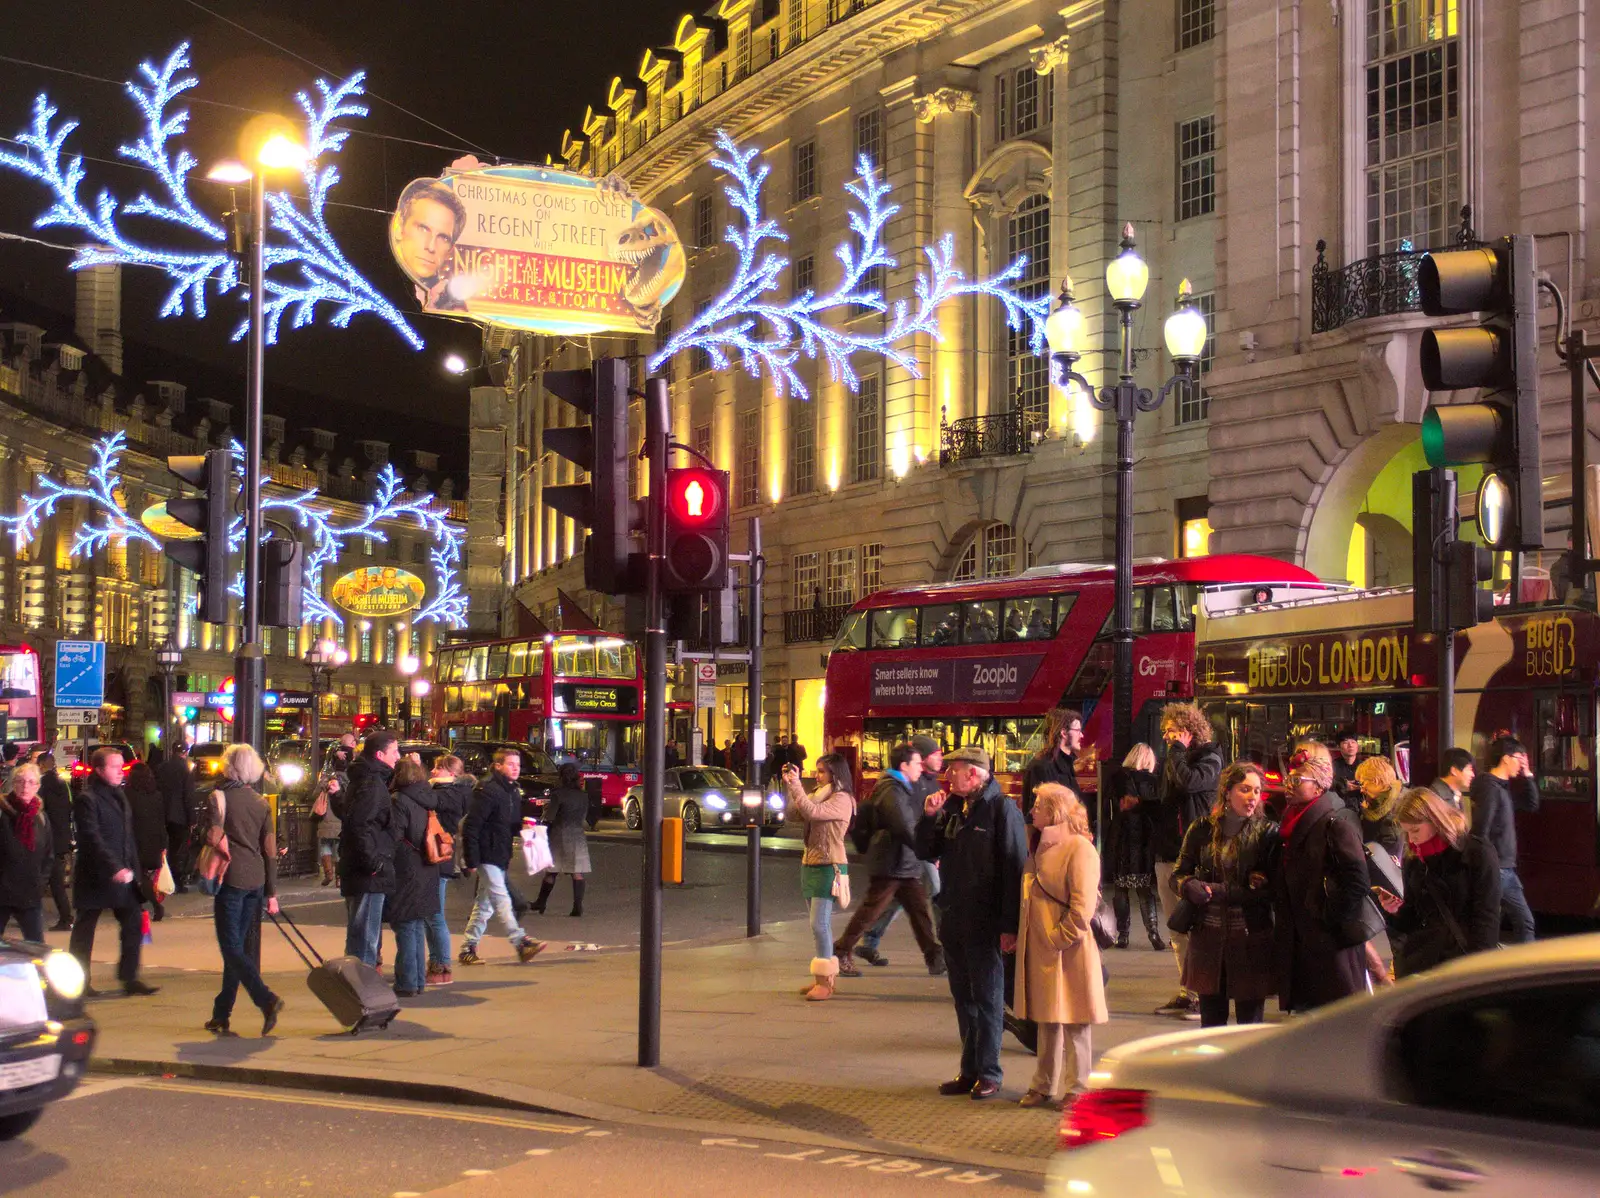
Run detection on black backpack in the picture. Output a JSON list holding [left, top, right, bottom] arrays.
[[849, 792, 875, 855]]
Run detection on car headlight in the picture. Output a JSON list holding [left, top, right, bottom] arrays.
[[42, 950, 85, 1000], [702, 793, 728, 811], [766, 793, 784, 810], [277, 763, 305, 786]]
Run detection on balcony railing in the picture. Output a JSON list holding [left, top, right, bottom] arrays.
[[1311, 206, 1481, 334], [939, 408, 1044, 467], [783, 602, 853, 644]]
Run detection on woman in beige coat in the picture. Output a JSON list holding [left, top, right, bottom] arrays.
[[784, 752, 855, 1000], [1015, 782, 1108, 1107]]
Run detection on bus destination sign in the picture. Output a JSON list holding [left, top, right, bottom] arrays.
[[552, 683, 639, 716], [869, 655, 1044, 707]]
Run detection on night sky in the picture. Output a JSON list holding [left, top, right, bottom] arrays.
[[0, 0, 693, 450]]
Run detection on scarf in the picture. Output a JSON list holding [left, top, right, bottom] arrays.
[[9, 795, 40, 852], [1413, 833, 1450, 860]]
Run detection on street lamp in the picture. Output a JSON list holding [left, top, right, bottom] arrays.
[[154, 639, 184, 751], [398, 653, 420, 739], [1049, 224, 1204, 761], [410, 677, 431, 741], [207, 120, 308, 754], [304, 637, 347, 782]]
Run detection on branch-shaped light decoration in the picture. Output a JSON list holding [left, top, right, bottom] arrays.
[[0, 42, 422, 349], [646, 130, 1051, 398], [5, 434, 464, 628]]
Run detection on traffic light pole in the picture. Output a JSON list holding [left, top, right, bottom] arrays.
[[234, 168, 267, 752], [1438, 628, 1455, 764], [745, 516, 763, 939], [639, 376, 669, 1069]]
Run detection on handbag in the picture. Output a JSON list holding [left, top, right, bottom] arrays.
[[194, 790, 231, 896], [1165, 897, 1199, 935], [153, 851, 176, 899], [831, 865, 852, 910], [423, 809, 454, 865], [522, 823, 554, 875], [1031, 863, 1114, 950], [310, 786, 329, 818]]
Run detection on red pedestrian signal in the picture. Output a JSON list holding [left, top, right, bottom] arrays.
[[668, 468, 723, 525], [663, 467, 729, 592]]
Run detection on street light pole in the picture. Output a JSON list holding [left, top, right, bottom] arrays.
[[155, 639, 184, 752], [235, 167, 267, 753]]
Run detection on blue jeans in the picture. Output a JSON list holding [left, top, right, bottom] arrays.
[[465, 864, 527, 947], [1499, 868, 1536, 943], [344, 892, 386, 966], [426, 877, 452, 967], [213, 884, 275, 1022], [392, 919, 427, 993], [808, 897, 833, 959], [943, 929, 1005, 1085]]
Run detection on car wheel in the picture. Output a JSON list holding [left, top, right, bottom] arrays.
[[0, 1107, 42, 1141], [682, 803, 701, 834], [625, 800, 641, 831]]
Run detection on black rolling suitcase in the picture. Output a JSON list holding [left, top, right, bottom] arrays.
[[268, 908, 401, 1034]]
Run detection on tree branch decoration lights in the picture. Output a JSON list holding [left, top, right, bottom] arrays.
[[0, 43, 422, 349], [647, 130, 1051, 398], [3, 433, 465, 628]]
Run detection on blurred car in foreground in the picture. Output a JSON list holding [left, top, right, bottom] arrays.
[[1048, 935, 1600, 1197], [0, 937, 94, 1140], [64, 741, 139, 791], [621, 767, 785, 833]]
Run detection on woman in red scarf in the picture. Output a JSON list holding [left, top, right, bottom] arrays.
[[1379, 788, 1502, 978], [0, 764, 54, 941]]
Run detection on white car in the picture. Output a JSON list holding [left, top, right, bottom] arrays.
[[1048, 935, 1600, 1197]]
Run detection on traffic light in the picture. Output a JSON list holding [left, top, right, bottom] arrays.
[[541, 358, 639, 594], [164, 449, 231, 625], [1446, 538, 1495, 630], [1418, 234, 1542, 550], [662, 467, 730, 592], [1412, 468, 1454, 637], [259, 537, 303, 627]]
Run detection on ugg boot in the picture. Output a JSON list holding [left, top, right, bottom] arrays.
[[803, 956, 839, 1001], [531, 876, 556, 915], [569, 877, 586, 917], [319, 856, 335, 886]]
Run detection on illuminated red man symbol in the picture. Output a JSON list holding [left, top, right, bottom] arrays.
[[684, 479, 705, 518]]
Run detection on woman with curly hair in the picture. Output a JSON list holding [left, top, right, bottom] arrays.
[[1152, 702, 1222, 1019], [1170, 761, 1278, 1026], [1353, 756, 1404, 861]]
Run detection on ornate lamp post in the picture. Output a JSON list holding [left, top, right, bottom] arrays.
[[154, 639, 184, 751], [1047, 225, 1208, 760], [305, 638, 347, 781]]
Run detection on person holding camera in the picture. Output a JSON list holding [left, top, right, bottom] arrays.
[[783, 754, 855, 1001]]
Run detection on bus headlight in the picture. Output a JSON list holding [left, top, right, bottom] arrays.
[[42, 950, 85, 1000], [277, 763, 305, 787]]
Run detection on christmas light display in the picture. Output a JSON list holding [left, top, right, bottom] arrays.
[[647, 131, 1051, 398], [0, 43, 422, 349], [0, 432, 161, 558]]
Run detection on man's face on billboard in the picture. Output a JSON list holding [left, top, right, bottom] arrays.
[[400, 196, 459, 281]]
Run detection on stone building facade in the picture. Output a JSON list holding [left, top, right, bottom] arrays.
[[472, 0, 1595, 754]]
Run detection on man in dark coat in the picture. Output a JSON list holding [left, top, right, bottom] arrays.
[[1152, 702, 1223, 1019], [68, 747, 157, 997], [1469, 736, 1540, 944], [1329, 732, 1365, 810], [1271, 742, 1372, 1012], [156, 742, 195, 891], [457, 748, 545, 966], [38, 753, 73, 929], [856, 735, 945, 969], [915, 746, 1027, 1101], [832, 742, 943, 976], [338, 732, 400, 967], [1021, 708, 1085, 817]]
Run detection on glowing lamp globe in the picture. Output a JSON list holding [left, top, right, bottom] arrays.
[[1044, 278, 1086, 359], [1105, 223, 1149, 306], [1164, 280, 1209, 362]]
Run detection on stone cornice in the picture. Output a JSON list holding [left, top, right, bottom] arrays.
[[913, 86, 979, 123]]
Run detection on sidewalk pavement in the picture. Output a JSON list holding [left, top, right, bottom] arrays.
[[66, 902, 1190, 1175]]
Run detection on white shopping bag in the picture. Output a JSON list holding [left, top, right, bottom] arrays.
[[521, 822, 554, 875]]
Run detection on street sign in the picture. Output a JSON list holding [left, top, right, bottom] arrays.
[[54, 641, 106, 708], [57, 708, 99, 726], [172, 691, 206, 707], [695, 684, 717, 708], [695, 661, 718, 708], [695, 663, 718, 684]]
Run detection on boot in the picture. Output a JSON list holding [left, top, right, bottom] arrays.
[[803, 956, 839, 1001], [1142, 896, 1166, 951], [531, 876, 556, 915], [569, 877, 585, 917], [320, 856, 335, 887]]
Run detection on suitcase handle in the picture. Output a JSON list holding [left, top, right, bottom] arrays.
[[267, 907, 325, 969]]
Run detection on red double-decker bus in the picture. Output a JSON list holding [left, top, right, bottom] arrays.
[[0, 644, 43, 747], [822, 555, 1327, 808], [1196, 588, 1599, 920], [432, 632, 642, 808]]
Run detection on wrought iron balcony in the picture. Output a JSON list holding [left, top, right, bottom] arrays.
[[783, 603, 853, 644], [1311, 206, 1481, 334], [939, 408, 1045, 467]]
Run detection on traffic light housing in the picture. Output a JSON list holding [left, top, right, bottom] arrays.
[[1418, 234, 1542, 551], [541, 358, 638, 594], [1446, 538, 1495, 630], [1412, 468, 1454, 637], [260, 537, 303, 627], [164, 449, 231, 625], [662, 467, 730, 592]]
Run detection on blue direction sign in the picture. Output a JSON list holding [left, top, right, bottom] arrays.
[[54, 640, 107, 708]]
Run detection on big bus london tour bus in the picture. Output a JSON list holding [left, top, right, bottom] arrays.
[[432, 631, 643, 811], [822, 554, 1329, 817], [1195, 586, 1599, 920]]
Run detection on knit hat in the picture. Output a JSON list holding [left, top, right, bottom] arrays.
[[911, 735, 940, 760], [945, 745, 991, 772]]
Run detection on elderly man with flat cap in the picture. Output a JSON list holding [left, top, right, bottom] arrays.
[[916, 745, 1027, 1100]]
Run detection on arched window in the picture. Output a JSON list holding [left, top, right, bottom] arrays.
[[950, 522, 1030, 582], [1007, 195, 1050, 424]]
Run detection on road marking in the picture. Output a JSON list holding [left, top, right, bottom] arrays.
[[526, 1148, 554, 1156], [707, 1138, 1002, 1185], [460, 1169, 492, 1176], [584, 1129, 612, 1137], [702, 1137, 760, 1149], [133, 1080, 589, 1134]]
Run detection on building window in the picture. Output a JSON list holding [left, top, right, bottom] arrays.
[[1006, 194, 1051, 424], [1365, 0, 1460, 254], [793, 139, 816, 202], [824, 547, 857, 606], [1177, 0, 1214, 49], [792, 552, 820, 609], [1177, 496, 1212, 558], [854, 108, 882, 173], [996, 67, 1050, 141], [737, 409, 761, 506], [995, 73, 1010, 142], [1013, 68, 1039, 136], [952, 523, 1025, 582], [1174, 290, 1215, 424], [789, 397, 815, 495], [359, 624, 373, 663], [689, 301, 712, 375], [692, 422, 713, 464], [787, 0, 804, 48], [695, 193, 714, 250], [1177, 115, 1216, 220], [733, 28, 750, 81], [384, 623, 398, 665], [853, 374, 880, 483], [861, 542, 882, 595], [793, 254, 814, 296]]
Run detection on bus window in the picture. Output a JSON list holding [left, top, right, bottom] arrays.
[[1131, 588, 1149, 632], [594, 640, 637, 679], [922, 604, 961, 646], [508, 641, 529, 678], [487, 643, 509, 680], [1536, 694, 1592, 800], [833, 611, 867, 652], [445, 686, 462, 713], [0, 651, 37, 697], [962, 599, 1001, 644], [447, 650, 466, 683], [467, 646, 488, 682], [1003, 596, 1053, 642], [869, 607, 919, 648], [555, 639, 597, 678], [1174, 584, 1198, 631], [1052, 592, 1077, 631], [1150, 586, 1178, 632]]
